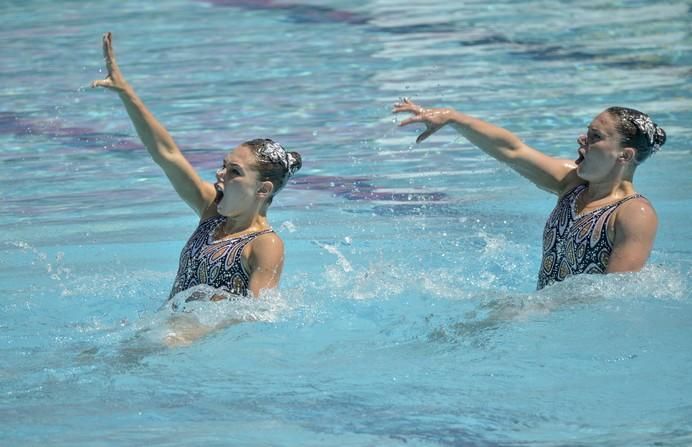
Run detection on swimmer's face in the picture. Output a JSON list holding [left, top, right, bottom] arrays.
[[215, 145, 266, 216], [575, 112, 628, 181]]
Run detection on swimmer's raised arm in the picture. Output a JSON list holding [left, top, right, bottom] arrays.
[[91, 32, 216, 216], [393, 98, 578, 195]]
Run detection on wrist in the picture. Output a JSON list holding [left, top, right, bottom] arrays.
[[444, 108, 466, 127], [443, 108, 458, 125], [116, 82, 135, 97]]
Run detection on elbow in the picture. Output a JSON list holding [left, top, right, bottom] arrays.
[[497, 144, 526, 163], [151, 147, 180, 165]]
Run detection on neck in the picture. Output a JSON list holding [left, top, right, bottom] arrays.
[[584, 178, 635, 203], [220, 211, 269, 236], [582, 162, 637, 201]]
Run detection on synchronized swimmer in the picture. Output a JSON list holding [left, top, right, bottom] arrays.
[[92, 33, 302, 307], [393, 99, 666, 289], [93, 32, 667, 310]]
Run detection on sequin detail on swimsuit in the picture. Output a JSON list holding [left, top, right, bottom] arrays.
[[537, 184, 643, 290], [169, 215, 274, 298]]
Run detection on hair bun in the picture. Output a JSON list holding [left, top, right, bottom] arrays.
[[653, 125, 666, 151], [287, 151, 302, 176]]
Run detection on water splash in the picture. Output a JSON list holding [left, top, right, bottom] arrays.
[[314, 240, 353, 273], [6, 240, 72, 295]]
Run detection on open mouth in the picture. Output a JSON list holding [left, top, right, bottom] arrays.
[[214, 184, 224, 204], [575, 149, 585, 165]]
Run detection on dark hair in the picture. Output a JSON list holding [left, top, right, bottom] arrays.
[[606, 107, 666, 163], [243, 138, 302, 203]]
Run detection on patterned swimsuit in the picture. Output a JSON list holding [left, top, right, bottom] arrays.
[[537, 184, 643, 290], [169, 215, 273, 299]]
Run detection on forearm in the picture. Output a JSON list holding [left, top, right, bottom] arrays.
[[117, 85, 181, 164], [447, 110, 525, 162], [395, 99, 571, 193]]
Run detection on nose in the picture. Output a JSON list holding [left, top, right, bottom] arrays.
[[216, 167, 226, 181], [577, 134, 587, 147]]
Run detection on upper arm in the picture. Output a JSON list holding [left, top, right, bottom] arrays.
[[245, 233, 285, 297], [505, 143, 579, 195], [606, 199, 658, 273], [157, 151, 217, 216]]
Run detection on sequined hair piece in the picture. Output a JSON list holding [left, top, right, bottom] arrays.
[[256, 140, 299, 177], [606, 106, 666, 163], [631, 115, 664, 153]]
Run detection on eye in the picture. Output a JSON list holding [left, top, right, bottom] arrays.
[[227, 167, 242, 177]]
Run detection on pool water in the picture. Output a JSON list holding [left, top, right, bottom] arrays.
[[1, 0, 691, 445]]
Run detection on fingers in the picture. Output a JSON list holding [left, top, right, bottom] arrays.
[[90, 78, 113, 89], [398, 116, 423, 127], [392, 97, 444, 143], [392, 98, 424, 114], [102, 32, 114, 59], [102, 32, 119, 75], [394, 98, 431, 142], [93, 32, 126, 91], [392, 104, 414, 114], [90, 79, 107, 88], [416, 128, 436, 143]]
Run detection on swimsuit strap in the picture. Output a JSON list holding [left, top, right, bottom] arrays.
[[234, 228, 275, 245]]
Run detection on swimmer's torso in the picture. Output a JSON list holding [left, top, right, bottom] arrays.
[[169, 215, 273, 299], [537, 184, 644, 290]]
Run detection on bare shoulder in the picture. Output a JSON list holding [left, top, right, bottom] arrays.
[[252, 231, 284, 252], [247, 232, 285, 266], [614, 196, 658, 235], [619, 195, 657, 219]]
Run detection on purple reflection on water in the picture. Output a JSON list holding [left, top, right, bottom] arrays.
[[196, 0, 369, 25], [0, 112, 141, 152], [289, 175, 372, 195], [2, 112, 447, 207], [289, 175, 448, 203]]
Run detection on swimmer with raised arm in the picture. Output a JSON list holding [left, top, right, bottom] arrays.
[[393, 98, 666, 289], [92, 33, 302, 304]]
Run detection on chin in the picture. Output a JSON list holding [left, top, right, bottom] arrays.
[[216, 205, 234, 217], [575, 166, 586, 180], [216, 200, 231, 216], [575, 163, 594, 181], [576, 169, 606, 184], [216, 198, 246, 217]]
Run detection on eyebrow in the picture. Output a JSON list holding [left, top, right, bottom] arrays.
[[223, 161, 244, 170]]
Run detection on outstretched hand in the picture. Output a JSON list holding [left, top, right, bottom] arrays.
[[91, 32, 128, 92], [392, 98, 452, 143]]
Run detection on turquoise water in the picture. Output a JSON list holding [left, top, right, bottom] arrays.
[[1, 0, 691, 445]]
